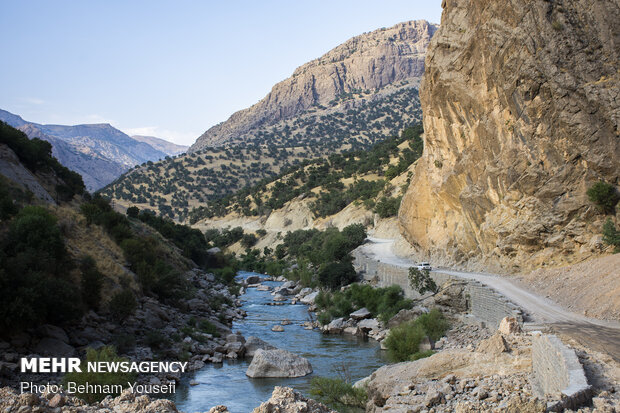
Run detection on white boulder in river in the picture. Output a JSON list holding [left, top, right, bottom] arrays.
[[246, 349, 313, 378]]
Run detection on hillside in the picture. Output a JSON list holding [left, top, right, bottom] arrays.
[[131, 135, 188, 155], [101, 21, 437, 221], [399, 0, 620, 272], [190, 125, 424, 258], [0, 110, 179, 191], [190, 20, 436, 151]]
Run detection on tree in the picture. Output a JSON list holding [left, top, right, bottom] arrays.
[[587, 181, 619, 214], [126, 206, 139, 218], [408, 267, 438, 295], [318, 261, 357, 289], [602, 218, 620, 252]]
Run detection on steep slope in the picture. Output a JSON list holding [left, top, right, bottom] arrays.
[[103, 21, 437, 220], [399, 0, 620, 272], [0, 110, 171, 191], [190, 20, 436, 151], [131, 135, 188, 155]]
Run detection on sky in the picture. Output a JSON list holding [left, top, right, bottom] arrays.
[[0, 1, 442, 146]]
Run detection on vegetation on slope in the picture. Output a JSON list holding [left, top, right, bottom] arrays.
[[100, 88, 422, 221]]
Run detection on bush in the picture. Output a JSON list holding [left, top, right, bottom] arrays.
[[310, 377, 367, 411], [63, 346, 136, 403], [126, 206, 139, 218], [587, 181, 619, 214], [241, 233, 258, 248], [384, 309, 449, 362], [108, 289, 136, 322], [145, 329, 170, 349], [318, 261, 357, 289], [374, 196, 402, 218], [80, 256, 103, 310], [198, 319, 218, 336], [384, 321, 426, 362], [408, 267, 438, 295], [602, 218, 620, 252]]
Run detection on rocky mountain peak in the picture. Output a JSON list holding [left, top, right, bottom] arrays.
[[189, 20, 437, 151]]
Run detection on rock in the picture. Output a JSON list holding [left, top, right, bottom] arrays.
[[399, 0, 620, 272], [326, 318, 347, 334], [424, 389, 442, 407], [9, 332, 30, 348], [246, 275, 261, 284], [281, 319, 291, 326], [433, 280, 468, 312], [358, 318, 380, 333], [300, 291, 319, 305], [298, 287, 313, 297], [280, 281, 296, 290], [353, 376, 370, 389], [251, 386, 334, 413], [244, 336, 277, 358], [498, 316, 522, 335], [34, 338, 76, 357], [343, 326, 360, 335], [225, 341, 245, 356], [48, 394, 65, 408], [476, 333, 509, 354], [207, 247, 221, 255], [419, 336, 433, 352], [256, 285, 270, 291], [272, 294, 286, 302], [387, 307, 429, 328], [271, 325, 284, 332], [246, 349, 312, 378], [18, 393, 39, 406], [350, 308, 371, 320], [38, 325, 69, 343], [226, 333, 245, 344], [208, 406, 229, 413], [210, 353, 223, 363]]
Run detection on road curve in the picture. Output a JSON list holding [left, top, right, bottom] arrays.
[[362, 237, 620, 361]]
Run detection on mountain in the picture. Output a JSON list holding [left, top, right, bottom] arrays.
[[0, 110, 172, 191], [190, 20, 436, 151], [131, 135, 188, 155], [102, 20, 437, 221], [399, 0, 620, 272]]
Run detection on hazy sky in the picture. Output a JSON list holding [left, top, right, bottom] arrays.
[[0, 1, 442, 145]]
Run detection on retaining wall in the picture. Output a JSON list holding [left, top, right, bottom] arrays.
[[532, 334, 591, 410], [352, 248, 523, 329]]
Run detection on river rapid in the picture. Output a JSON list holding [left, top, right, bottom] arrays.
[[173, 271, 387, 412]]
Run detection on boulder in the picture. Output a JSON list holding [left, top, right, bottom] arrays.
[[300, 291, 318, 305], [281, 319, 291, 325], [226, 333, 245, 344], [298, 287, 313, 298], [387, 307, 429, 328], [246, 349, 312, 378], [419, 336, 434, 352], [271, 325, 284, 332], [358, 318, 380, 333], [252, 386, 334, 413], [498, 316, 522, 335], [476, 332, 510, 354], [207, 247, 221, 255], [326, 318, 347, 334], [38, 325, 69, 343], [273, 294, 286, 302], [34, 338, 76, 357], [350, 308, 371, 320], [244, 336, 277, 357], [433, 280, 468, 312], [246, 275, 262, 284], [256, 285, 270, 291]]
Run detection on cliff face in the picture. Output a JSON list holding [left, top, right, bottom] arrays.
[[190, 20, 437, 151], [399, 0, 620, 272]]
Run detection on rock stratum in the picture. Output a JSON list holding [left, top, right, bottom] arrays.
[[399, 0, 620, 272], [190, 20, 437, 151]]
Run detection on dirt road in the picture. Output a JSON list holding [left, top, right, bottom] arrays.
[[362, 237, 620, 362]]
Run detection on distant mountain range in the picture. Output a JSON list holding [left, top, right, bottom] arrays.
[[0, 109, 187, 191]]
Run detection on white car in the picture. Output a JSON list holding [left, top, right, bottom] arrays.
[[415, 262, 432, 271]]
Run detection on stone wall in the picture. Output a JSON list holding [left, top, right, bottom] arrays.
[[531, 334, 591, 409], [352, 248, 523, 329]]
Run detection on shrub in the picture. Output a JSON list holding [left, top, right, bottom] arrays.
[[241, 233, 258, 248], [145, 329, 170, 349], [587, 181, 619, 214], [408, 267, 438, 295], [318, 261, 357, 289], [108, 289, 136, 322], [384, 309, 449, 362], [374, 196, 402, 218], [310, 377, 367, 410], [63, 346, 136, 403], [384, 321, 426, 362], [80, 256, 103, 310], [126, 206, 139, 218], [602, 218, 620, 252], [198, 319, 218, 336]]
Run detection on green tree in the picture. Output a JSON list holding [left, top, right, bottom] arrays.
[[587, 181, 619, 214], [318, 261, 357, 289], [408, 267, 438, 295], [602, 218, 620, 252]]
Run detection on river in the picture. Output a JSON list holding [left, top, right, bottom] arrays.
[[173, 271, 387, 412]]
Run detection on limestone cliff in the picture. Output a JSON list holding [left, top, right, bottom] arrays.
[[399, 0, 620, 272], [190, 20, 437, 151]]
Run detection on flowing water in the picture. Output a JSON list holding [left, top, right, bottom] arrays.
[[173, 272, 387, 412]]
